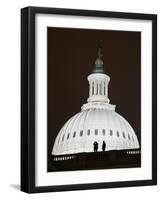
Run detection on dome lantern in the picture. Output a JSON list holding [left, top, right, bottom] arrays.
[[92, 44, 105, 74], [84, 44, 112, 109]]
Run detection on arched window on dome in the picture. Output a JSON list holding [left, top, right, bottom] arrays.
[[67, 133, 70, 139], [110, 130, 113, 136], [95, 129, 98, 135], [122, 132, 126, 138], [80, 130, 83, 136], [117, 131, 119, 137], [102, 129, 105, 135], [62, 135, 65, 142], [87, 129, 90, 136], [73, 131, 76, 138], [128, 134, 130, 140], [57, 136, 60, 144], [132, 136, 134, 142]]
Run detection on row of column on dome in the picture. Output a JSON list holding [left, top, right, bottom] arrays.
[[89, 81, 108, 96]]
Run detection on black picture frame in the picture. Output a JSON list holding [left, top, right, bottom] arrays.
[[21, 6, 157, 193]]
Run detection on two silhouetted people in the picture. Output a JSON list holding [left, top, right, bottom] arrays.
[[93, 141, 106, 152]]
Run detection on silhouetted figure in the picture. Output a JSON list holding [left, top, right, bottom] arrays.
[[93, 141, 98, 152], [102, 141, 106, 151]]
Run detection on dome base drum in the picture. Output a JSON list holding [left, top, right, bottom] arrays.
[[49, 149, 141, 172]]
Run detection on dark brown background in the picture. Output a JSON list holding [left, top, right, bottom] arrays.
[[47, 27, 141, 169]]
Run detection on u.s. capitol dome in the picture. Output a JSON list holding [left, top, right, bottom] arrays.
[[52, 45, 140, 157]]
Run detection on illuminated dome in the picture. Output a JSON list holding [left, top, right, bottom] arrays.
[[52, 45, 140, 156]]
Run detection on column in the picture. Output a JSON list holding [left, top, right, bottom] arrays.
[[105, 80, 107, 97], [94, 81, 97, 95], [89, 81, 92, 97]]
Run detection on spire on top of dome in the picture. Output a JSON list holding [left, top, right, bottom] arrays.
[[93, 42, 105, 74]]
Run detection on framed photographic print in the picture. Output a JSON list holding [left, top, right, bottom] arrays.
[[21, 6, 157, 193]]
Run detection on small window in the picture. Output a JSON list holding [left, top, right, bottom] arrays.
[[67, 133, 70, 139], [122, 132, 125, 138], [117, 131, 119, 137], [57, 136, 60, 144], [110, 130, 113, 136], [87, 129, 90, 135], [95, 129, 98, 135], [132, 136, 134, 142], [128, 134, 130, 140], [73, 131, 76, 138], [62, 135, 65, 141], [80, 130, 83, 136], [102, 129, 105, 135]]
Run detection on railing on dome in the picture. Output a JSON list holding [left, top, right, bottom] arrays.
[[49, 149, 141, 171]]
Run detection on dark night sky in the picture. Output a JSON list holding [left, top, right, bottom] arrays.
[[47, 27, 141, 165]]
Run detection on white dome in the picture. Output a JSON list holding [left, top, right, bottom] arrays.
[[52, 107, 139, 155], [52, 46, 140, 156]]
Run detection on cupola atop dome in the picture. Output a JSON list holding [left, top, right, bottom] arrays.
[[82, 44, 114, 110]]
